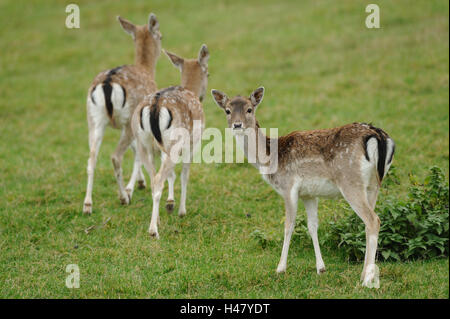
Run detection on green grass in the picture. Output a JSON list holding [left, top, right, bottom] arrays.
[[0, 0, 448, 298]]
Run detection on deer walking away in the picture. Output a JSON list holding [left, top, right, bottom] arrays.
[[83, 13, 162, 214], [131, 45, 210, 239]]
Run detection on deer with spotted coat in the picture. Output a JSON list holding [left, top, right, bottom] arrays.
[[83, 14, 162, 214], [211, 87, 395, 287], [131, 45, 209, 239]]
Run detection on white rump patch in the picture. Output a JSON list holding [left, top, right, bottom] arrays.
[[141, 106, 151, 132], [88, 84, 108, 125], [111, 83, 126, 109], [159, 107, 172, 131], [360, 137, 378, 187], [384, 138, 395, 177], [90, 84, 104, 106], [365, 137, 378, 164]]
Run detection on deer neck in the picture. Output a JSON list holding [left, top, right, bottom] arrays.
[[135, 39, 157, 79], [181, 73, 202, 98], [235, 121, 275, 171]]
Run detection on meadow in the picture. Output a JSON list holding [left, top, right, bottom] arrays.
[[0, 0, 448, 298]]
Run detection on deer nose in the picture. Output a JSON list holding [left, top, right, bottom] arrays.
[[233, 123, 242, 129]]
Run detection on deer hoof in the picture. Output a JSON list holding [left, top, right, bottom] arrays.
[[361, 264, 380, 289], [276, 265, 286, 274], [148, 229, 159, 239], [120, 193, 130, 205], [165, 200, 175, 213], [83, 203, 92, 215], [137, 180, 146, 190]]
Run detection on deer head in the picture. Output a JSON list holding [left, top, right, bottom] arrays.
[[164, 44, 210, 101], [211, 87, 264, 134], [117, 13, 162, 68]]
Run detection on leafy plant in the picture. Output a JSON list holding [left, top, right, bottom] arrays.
[[250, 229, 277, 249], [292, 213, 310, 243], [327, 166, 449, 262]]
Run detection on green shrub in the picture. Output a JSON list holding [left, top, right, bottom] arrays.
[[250, 229, 277, 249], [250, 166, 449, 262], [292, 213, 311, 243], [327, 166, 449, 262]]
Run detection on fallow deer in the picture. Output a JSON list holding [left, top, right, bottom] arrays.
[[131, 45, 209, 239], [83, 14, 162, 214], [211, 87, 395, 287]]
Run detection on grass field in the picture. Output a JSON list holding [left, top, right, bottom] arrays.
[[0, 0, 448, 298]]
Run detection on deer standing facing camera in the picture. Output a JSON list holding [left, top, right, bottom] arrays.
[[211, 87, 395, 288]]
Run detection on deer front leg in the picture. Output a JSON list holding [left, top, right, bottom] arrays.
[[125, 141, 140, 198], [137, 167, 146, 189], [165, 168, 176, 214], [276, 189, 298, 273], [303, 197, 326, 274], [161, 152, 176, 214], [111, 128, 134, 205], [125, 141, 146, 199], [148, 155, 175, 239]]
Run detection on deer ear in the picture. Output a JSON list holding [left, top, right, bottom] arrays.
[[250, 87, 264, 108], [198, 44, 209, 69], [211, 89, 228, 109], [117, 16, 136, 39], [164, 50, 184, 70], [148, 13, 159, 34]]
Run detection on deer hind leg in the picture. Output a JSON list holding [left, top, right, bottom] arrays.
[[136, 140, 156, 186], [364, 177, 381, 281], [83, 123, 106, 214], [148, 153, 176, 239], [177, 135, 200, 218], [111, 128, 134, 205], [178, 163, 190, 217], [302, 197, 326, 274], [276, 186, 299, 273], [339, 184, 381, 288], [366, 185, 380, 211]]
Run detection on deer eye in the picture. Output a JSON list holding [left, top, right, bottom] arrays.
[[225, 109, 231, 115], [247, 108, 252, 113]]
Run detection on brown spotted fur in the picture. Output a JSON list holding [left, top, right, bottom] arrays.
[[131, 45, 209, 239]]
